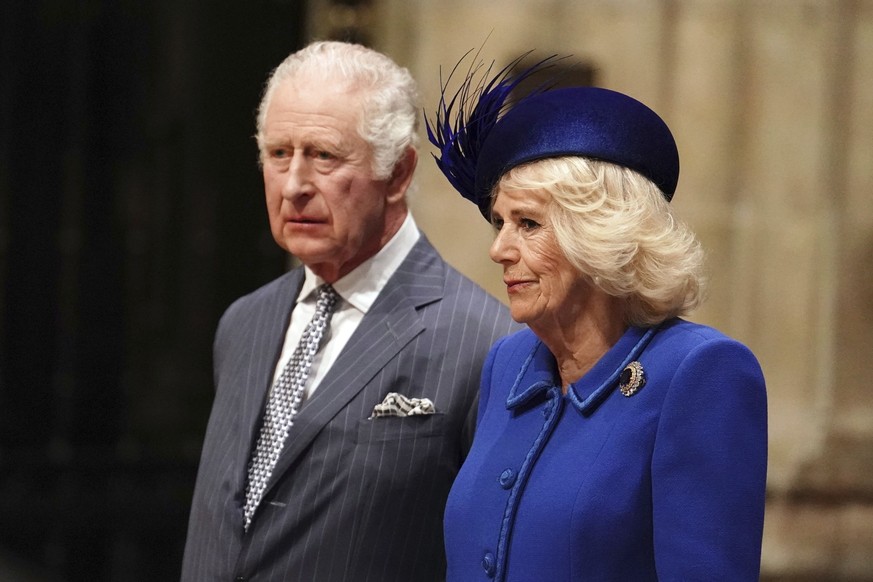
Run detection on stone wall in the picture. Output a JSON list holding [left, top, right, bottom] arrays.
[[308, 1, 873, 579]]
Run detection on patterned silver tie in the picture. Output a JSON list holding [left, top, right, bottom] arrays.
[[243, 284, 339, 531]]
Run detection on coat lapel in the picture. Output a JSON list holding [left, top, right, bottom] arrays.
[[261, 237, 445, 495]]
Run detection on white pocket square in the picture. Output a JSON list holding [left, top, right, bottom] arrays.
[[369, 392, 436, 419]]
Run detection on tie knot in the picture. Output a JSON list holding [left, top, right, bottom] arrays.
[[315, 284, 339, 313]]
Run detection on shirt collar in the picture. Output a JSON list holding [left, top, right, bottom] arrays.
[[298, 212, 421, 312]]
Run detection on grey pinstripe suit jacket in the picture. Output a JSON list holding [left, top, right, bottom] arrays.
[[181, 235, 519, 581]]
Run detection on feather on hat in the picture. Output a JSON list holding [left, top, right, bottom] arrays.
[[426, 52, 680, 221]]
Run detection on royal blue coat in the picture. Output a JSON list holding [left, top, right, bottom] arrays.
[[444, 319, 767, 581]]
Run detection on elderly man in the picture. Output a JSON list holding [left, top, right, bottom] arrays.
[[181, 41, 517, 581]]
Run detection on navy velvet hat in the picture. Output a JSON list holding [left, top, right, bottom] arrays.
[[427, 56, 680, 220], [476, 87, 679, 204]]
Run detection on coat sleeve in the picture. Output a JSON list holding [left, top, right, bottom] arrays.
[[651, 337, 768, 581]]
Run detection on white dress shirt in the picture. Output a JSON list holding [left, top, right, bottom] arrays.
[[270, 212, 421, 400]]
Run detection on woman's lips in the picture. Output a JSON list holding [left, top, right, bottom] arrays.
[[504, 278, 533, 294]]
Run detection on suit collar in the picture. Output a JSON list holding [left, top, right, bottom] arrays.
[[241, 271, 305, 432], [235, 270, 305, 508]]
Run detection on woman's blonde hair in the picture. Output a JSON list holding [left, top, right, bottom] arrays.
[[497, 157, 706, 326]]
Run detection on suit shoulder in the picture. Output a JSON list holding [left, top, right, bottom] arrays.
[[440, 261, 510, 312], [441, 266, 521, 335], [218, 270, 300, 327], [407, 254, 521, 344]]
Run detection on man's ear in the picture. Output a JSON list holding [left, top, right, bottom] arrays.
[[386, 147, 418, 203]]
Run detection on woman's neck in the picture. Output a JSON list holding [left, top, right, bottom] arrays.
[[531, 293, 627, 393]]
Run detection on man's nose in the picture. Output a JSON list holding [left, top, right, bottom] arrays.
[[281, 154, 315, 199]]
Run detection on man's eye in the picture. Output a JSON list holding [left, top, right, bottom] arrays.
[[314, 151, 335, 161], [271, 148, 289, 158], [491, 218, 504, 231]]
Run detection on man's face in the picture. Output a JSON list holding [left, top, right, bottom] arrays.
[[260, 76, 402, 282]]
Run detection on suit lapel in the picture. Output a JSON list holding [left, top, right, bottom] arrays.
[[237, 270, 305, 483], [263, 237, 445, 492]]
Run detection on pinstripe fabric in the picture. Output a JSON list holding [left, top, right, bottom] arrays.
[[181, 236, 520, 581]]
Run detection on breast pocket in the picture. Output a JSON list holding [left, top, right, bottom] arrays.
[[354, 413, 447, 444]]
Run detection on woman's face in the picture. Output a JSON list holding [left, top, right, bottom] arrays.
[[489, 186, 590, 329]]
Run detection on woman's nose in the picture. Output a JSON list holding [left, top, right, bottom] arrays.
[[489, 226, 518, 265]]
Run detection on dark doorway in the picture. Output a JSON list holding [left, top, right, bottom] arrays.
[[0, 2, 304, 579]]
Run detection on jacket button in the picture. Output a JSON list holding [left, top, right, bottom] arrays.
[[498, 468, 516, 489], [235, 578, 246, 582], [482, 551, 496, 577]]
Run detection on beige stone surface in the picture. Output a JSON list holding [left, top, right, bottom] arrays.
[[764, 499, 873, 579]]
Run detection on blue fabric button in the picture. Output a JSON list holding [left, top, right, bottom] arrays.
[[498, 468, 516, 489], [482, 551, 496, 577]]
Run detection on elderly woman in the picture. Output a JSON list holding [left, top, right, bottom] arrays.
[[428, 60, 767, 581]]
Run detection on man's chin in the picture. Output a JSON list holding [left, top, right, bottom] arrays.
[[284, 243, 338, 267]]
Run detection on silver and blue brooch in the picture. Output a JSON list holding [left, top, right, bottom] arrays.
[[619, 361, 646, 397]]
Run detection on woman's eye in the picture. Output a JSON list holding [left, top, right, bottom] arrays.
[[520, 218, 540, 230]]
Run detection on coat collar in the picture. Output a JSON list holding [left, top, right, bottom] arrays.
[[506, 324, 659, 416]]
